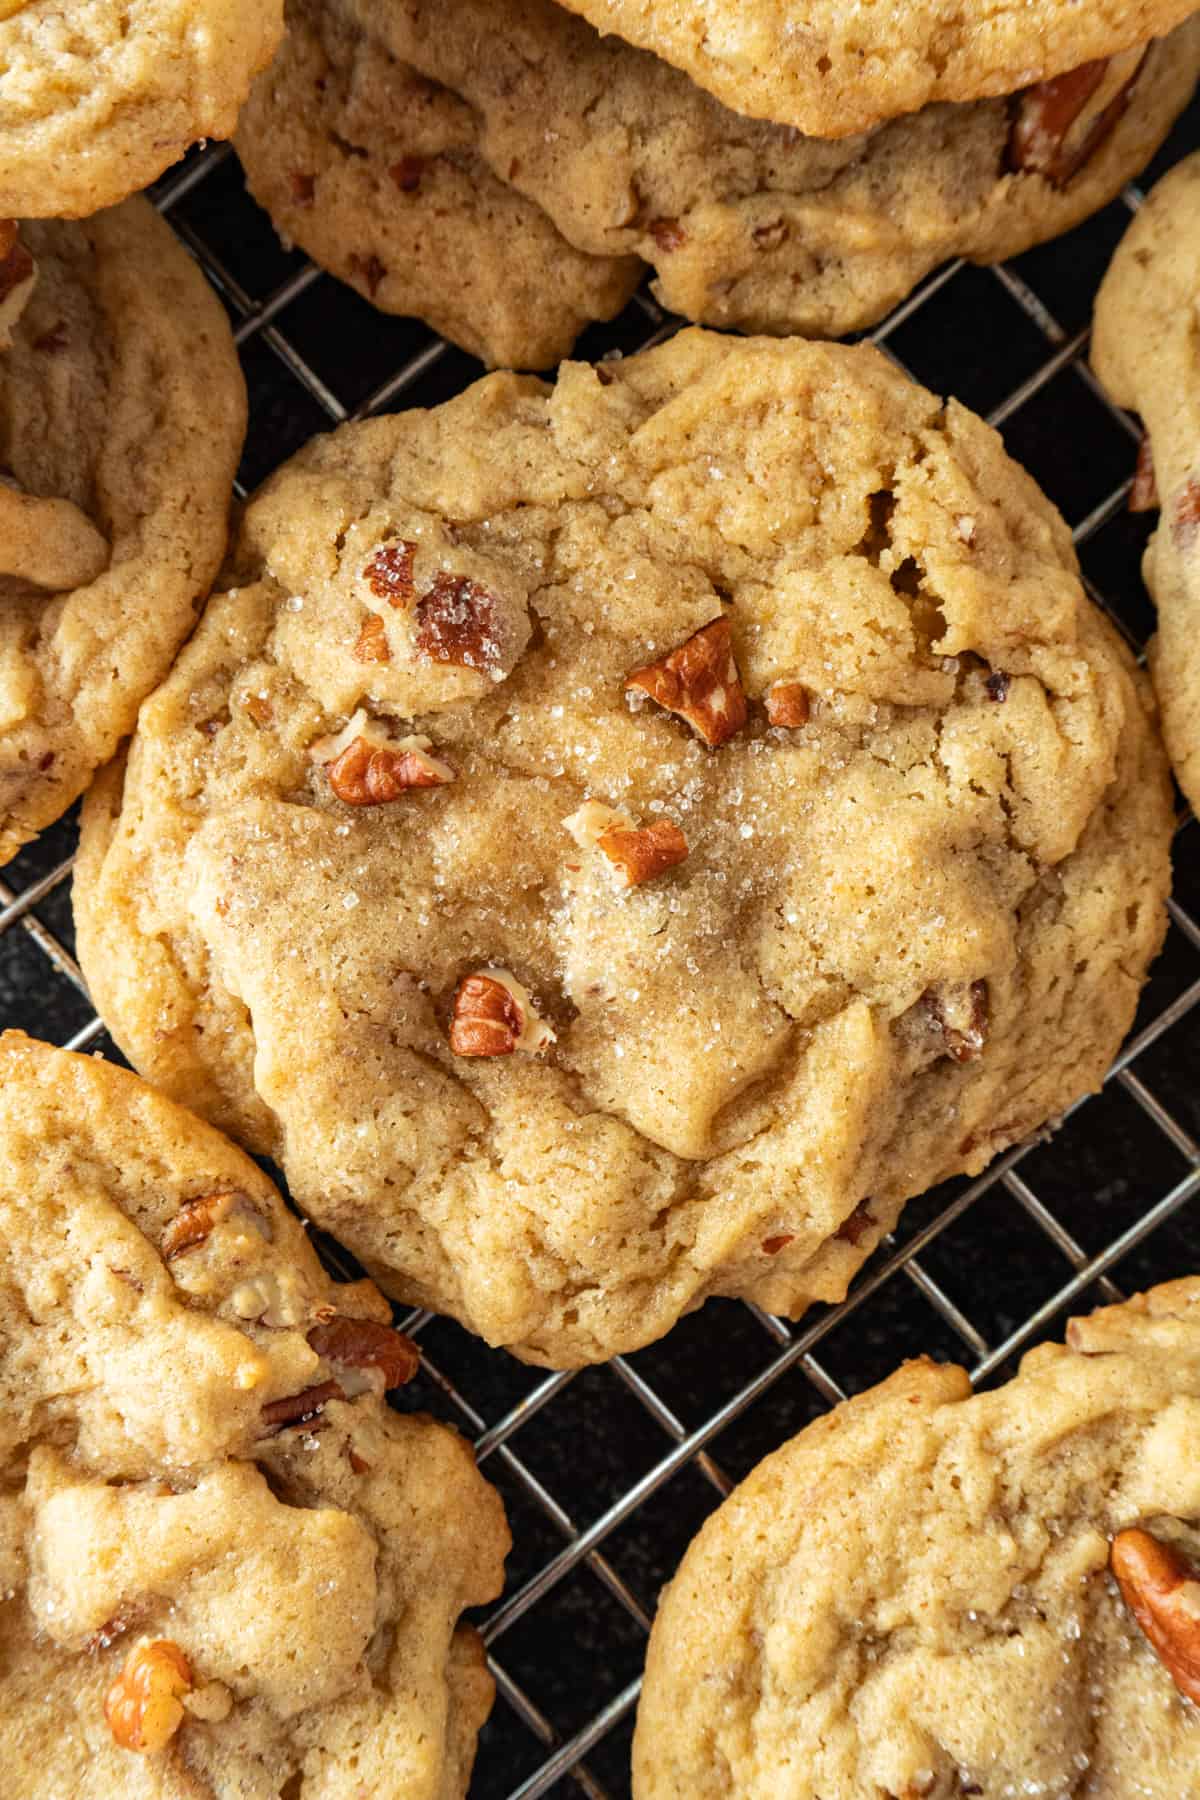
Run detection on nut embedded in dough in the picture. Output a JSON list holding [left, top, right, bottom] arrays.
[[105, 1638, 193, 1754], [325, 734, 456, 804], [449, 970, 555, 1057], [625, 616, 748, 746], [1008, 49, 1147, 187], [1111, 1528, 1200, 1703], [307, 1314, 420, 1389]]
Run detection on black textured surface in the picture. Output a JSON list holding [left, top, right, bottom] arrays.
[[3, 91, 1200, 1800]]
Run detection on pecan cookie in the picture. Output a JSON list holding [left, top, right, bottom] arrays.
[[634, 1277, 1200, 1798], [74, 330, 1172, 1368], [0, 200, 244, 868], [1093, 152, 1200, 816], [381, 0, 1200, 340], [0, 1031, 508, 1799], [0, 0, 284, 218], [550, 0, 1200, 138], [235, 0, 642, 369]]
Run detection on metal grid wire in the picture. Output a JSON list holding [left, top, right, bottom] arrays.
[[5, 93, 1200, 1800]]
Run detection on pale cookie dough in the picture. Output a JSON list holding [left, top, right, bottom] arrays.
[[236, 0, 643, 369], [0, 0, 284, 218], [382, 0, 1200, 339], [0, 198, 245, 869], [1093, 151, 1200, 817], [74, 330, 1172, 1368], [633, 1277, 1200, 1799], [0, 1032, 508, 1800], [550, 0, 1200, 137]]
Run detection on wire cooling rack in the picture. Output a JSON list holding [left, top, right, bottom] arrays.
[[5, 94, 1200, 1799]]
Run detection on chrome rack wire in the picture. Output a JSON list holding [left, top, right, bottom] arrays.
[[5, 100, 1200, 1798]]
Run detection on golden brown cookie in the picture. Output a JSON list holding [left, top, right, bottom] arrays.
[[0, 1031, 508, 1799], [0, 0, 284, 218], [236, 0, 643, 369], [380, 0, 1200, 342], [1093, 151, 1200, 816], [74, 330, 1172, 1367], [550, 0, 1200, 137], [0, 200, 245, 868], [634, 1277, 1200, 1798]]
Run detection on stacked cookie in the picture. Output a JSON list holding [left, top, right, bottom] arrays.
[[236, 0, 1200, 356]]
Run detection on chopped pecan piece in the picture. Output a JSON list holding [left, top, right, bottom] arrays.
[[836, 1199, 875, 1246], [1111, 1528, 1200, 1703], [1172, 478, 1200, 546], [353, 612, 390, 663], [761, 1234, 794, 1256], [325, 734, 455, 805], [564, 800, 688, 888], [391, 156, 426, 192], [765, 682, 811, 728], [984, 671, 1011, 703], [289, 171, 315, 205], [449, 970, 556, 1057], [752, 218, 789, 251], [364, 539, 417, 604], [348, 251, 387, 297], [595, 820, 688, 888], [1008, 49, 1146, 188], [648, 217, 687, 252], [626, 617, 747, 747], [260, 1379, 344, 1434], [307, 1314, 420, 1389], [922, 981, 989, 1063], [161, 1193, 234, 1261], [1129, 435, 1159, 514], [415, 573, 503, 672], [105, 1638, 193, 1753]]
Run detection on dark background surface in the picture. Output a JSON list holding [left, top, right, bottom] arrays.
[[3, 82, 1200, 1800]]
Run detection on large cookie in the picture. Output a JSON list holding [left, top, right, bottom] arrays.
[[550, 0, 1200, 137], [74, 330, 1172, 1368], [381, 0, 1200, 339], [235, 0, 643, 370], [0, 200, 244, 868], [0, 0, 284, 218], [0, 1032, 508, 1799], [1093, 152, 1200, 817], [633, 1277, 1200, 1798]]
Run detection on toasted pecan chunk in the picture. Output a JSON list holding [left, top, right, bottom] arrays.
[[626, 617, 747, 746], [415, 572, 504, 672], [161, 1193, 231, 1260], [449, 970, 555, 1057], [364, 539, 417, 604], [922, 980, 989, 1063], [353, 613, 390, 663], [1111, 1528, 1200, 1703], [595, 819, 689, 888], [308, 1314, 420, 1389], [260, 1379, 344, 1434], [325, 735, 455, 805], [1008, 49, 1146, 188], [765, 682, 811, 728]]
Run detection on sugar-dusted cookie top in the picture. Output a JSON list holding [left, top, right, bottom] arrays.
[[75, 329, 1171, 1366], [1093, 151, 1200, 816], [634, 1277, 1200, 1798], [0, 199, 245, 867], [236, 0, 642, 368], [0, 0, 283, 217], [549, 0, 1199, 137], [0, 1032, 508, 1798], [378, 0, 1200, 341]]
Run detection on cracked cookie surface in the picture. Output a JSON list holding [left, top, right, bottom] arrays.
[[0, 0, 284, 217], [0, 199, 245, 868], [633, 1277, 1200, 1799], [1093, 151, 1200, 817], [381, 0, 1200, 339], [550, 0, 1200, 137], [235, 0, 642, 369], [74, 329, 1172, 1367], [0, 1032, 508, 1800]]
